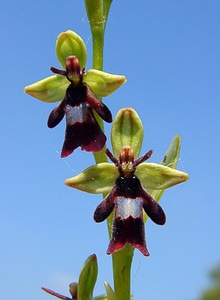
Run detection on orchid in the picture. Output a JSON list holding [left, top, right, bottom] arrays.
[[94, 146, 166, 256], [65, 108, 189, 255], [47, 55, 112, 157], [24, 30, 126, 157]]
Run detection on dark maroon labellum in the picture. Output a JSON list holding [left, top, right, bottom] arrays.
[[94, 146, 166, 256], [47, 56, 112, 158]]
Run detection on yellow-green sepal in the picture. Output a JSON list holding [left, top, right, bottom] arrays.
[[136, 163, 189, 190], [56, 30, 87, 70], [84, 69, 127, 97], [111, 108, 144, 159], [65, 163, 117, 194], [24, 75, 68, 102]]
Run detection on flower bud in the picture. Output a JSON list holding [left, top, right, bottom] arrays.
[[69, 282, 77, 299], [56, 30, 87, 70]]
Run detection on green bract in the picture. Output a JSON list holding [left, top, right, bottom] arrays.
[[92, 282, 117, 300], [147, 134, 182, 202], [144, 135, 183, 224], [104, 282, 117, 300], [24, 30, 126, 103]]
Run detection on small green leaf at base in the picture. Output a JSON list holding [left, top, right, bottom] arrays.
[[78, 254, 98, 300]]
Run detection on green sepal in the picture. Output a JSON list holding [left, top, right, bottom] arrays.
[[24, 75, 68, 102], [77, 254, 98, 300], [111, 108, 144, 159], [84, 69, 127, 97], [65, 135, 188, 194], [24, 65, 126, 103], [56, 30, 87, 70], [65, 163, 117, 194], [136, 163, 189, 190]]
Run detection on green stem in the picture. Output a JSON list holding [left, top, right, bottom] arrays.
[[85, 0, 106, 165], [85, 1, 133, 299], [111, 248, 134, 300]]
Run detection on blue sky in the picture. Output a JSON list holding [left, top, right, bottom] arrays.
[[1, 1, 220, 299]]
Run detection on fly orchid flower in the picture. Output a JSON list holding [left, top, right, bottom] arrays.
[[47, 55, 112, 157], [24, 30, 126, 157], [65, 108, 189, 256], [94, 146, 166, 256]]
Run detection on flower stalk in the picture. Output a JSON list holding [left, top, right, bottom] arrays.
[[84, 2, 133, 299], [84, 0, 113, 165]]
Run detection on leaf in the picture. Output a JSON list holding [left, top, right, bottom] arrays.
[[78, 254, 98, 300]]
